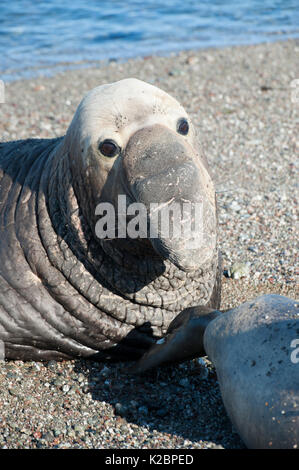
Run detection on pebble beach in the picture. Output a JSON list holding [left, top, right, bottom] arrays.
[[0, 39, 298, 449]]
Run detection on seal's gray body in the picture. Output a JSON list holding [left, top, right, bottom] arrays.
[[0, 79, 221, 360], [204, 295, 299, 449]]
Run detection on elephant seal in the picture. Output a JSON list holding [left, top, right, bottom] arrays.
[[204, 294, 299, 449], [131, 294, 298, 449], [0, 78, 221, 361]]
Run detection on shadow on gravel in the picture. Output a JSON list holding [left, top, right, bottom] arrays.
[[73, 358, 245, 449]]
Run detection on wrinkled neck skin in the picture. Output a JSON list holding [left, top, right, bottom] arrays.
[[45, 140, 219, 329]]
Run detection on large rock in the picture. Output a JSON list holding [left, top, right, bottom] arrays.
[[204, 294, 299, 449]]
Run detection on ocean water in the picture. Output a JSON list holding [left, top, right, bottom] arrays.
[[0, 0, 298, 81]]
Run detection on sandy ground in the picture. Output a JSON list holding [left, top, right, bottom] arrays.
[[0, 39, 298, 448]]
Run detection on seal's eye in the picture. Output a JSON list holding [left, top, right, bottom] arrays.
[[98, 139, 120, 158], [177, 118, 189, 136]]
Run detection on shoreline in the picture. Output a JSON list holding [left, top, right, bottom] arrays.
[[1, 36, 298, 83], [0, 39, 298, 448]]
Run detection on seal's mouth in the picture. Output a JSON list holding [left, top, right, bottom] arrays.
[[150, 238, 198, 272], [149, 229, 216, 273]]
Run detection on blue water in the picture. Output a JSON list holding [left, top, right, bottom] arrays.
[[1, 0, 298, 81]]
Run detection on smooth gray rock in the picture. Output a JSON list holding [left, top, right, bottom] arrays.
[[204, 294, 299, 449]]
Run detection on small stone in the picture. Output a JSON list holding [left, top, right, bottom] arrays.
[[67, 429, 76, 439], [130, 400, 138, 408], [74, 424, 85, 434], [196, 358, 209, 379], [42, 431, 53, 442], [186, 56, 198, 65], [100, 366, 111, 377], [227, 262, 250, 279], [8, 387, 20, 397], [156, 408, 168, 417], [204, 54, 215, 62], [230, 201, 241, 212], [46, 360, 57, 371], [33, 85, 45, 92], [6, 372, 17, 379], [53, 377, 64, 387], [115, 403, 128, 417], [179, 378, 189, 387], [138, 405, 149, 415], [168, 69, 182, 76]]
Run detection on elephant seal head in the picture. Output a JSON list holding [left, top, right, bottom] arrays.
[[63, 78, 217, 273]]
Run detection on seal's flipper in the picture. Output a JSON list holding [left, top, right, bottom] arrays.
[[126, 306, 221, 374]]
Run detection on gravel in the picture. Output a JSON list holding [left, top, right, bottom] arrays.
[[0, 39, 298, 449]]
